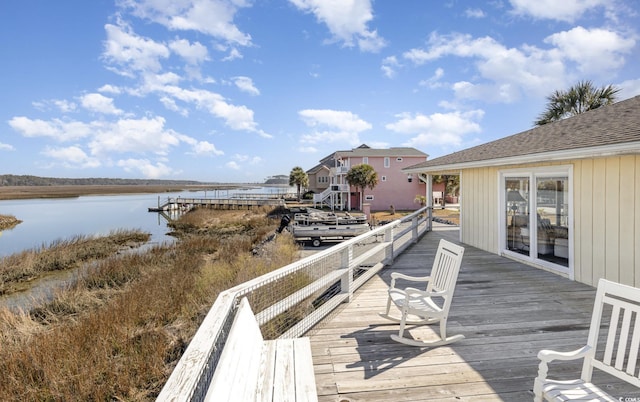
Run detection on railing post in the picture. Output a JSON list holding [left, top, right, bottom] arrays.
[[340, 244, 353, 303], [384, 225, 395, 264]]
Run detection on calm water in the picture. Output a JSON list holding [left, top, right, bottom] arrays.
[[0, 186, 292, 257]]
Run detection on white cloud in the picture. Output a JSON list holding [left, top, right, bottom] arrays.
[[89, 116, 181, 156], [381, 56, 399, 78], [80, 93, 124, 115], [98, 84, 122, 94], [419, 68, 445, 89], [8, 117, 93, 141], [117, 158, 174, 178], [386, 109, 484, 148], [233, 154, 261, 164], [401, 28, 635, 103], [191, 140, 224, 156], [545, 26, 636, 75], [42, 145, 101, 168], [159, 96, 189, 116], [102, 21, 170, 76], [617, 78, 640, 100], [119, 0, 252, 46], [233, 76, 260, 95], [509, 0, 609, 22], [32, 99, 77, 113], [0, 142, 15, 151], [53, 99, 77, 113], [465, 8, 486, 18], [158, 85, 271, 137], [226, 161, 240, 170], [298, 109, 371, 145], [222, 47, 243, 61], [289, 0, 386, 52], [169, 38, 209, 64]]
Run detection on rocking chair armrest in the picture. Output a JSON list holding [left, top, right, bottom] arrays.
[[537, 345, 591, 363], [402, 287, 447, 298], [390, 272, 431, 288], [535, 345, 592, 387]]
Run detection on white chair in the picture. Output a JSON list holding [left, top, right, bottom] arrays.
[[533, 279, 640, 401], [380, 239, 465, 347]]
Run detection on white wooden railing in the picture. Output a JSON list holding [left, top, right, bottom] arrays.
[[157, 206, 432, 402]]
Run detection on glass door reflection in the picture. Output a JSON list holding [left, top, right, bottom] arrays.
[[505, 177, 530, 257]]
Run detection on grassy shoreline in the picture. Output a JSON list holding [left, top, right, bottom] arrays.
[[0, 206, 297, 401], [0, 184, 245, 200]]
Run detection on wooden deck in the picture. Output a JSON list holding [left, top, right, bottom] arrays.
[[308, 227, 639, 401]]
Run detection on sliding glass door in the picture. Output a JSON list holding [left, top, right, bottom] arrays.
[[505, 177, 530, 257], [502, 167, 571, 273], [535, 176, 569, 266]]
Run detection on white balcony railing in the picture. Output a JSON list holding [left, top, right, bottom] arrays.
[[157, 206, 432, 402], [330, 166, 350, 175]]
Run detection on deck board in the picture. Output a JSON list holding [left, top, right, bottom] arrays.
[[308, 227, 639, 401]]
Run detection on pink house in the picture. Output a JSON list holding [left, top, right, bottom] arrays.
[[306, 144, 428, 212]]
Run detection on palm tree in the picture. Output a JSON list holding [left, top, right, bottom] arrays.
[[534, 80, 620, 126], [345, 164, 378, 210], [288, 166, 308, 201]]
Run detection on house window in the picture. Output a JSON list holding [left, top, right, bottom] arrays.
[[384, 157, 390, 168], [318, 176, 328, 184], [365, 195, 374, 201], [501, 166, 572, 275], [362, 156, 368, 164], [381, 176, 387, 182], [396, 157, 403, 162]]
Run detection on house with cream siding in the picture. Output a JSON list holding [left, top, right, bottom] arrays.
[[404, 95, 640, 288], [307, 144, 428, 212]]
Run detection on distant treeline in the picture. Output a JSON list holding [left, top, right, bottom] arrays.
[[0, 174, 211, 187]]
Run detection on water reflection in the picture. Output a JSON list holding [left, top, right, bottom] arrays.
[[0, 186, 293, 257], [0, 192, 184, 257]]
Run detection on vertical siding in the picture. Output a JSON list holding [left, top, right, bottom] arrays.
[[619, 155, 636, 285], [591, 158, 607, 284], [461, 167, 500, 253], [458, 155, 639, 288], [605, 158, 621, 282]]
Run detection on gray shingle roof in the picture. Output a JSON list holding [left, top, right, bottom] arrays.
[[316, 144, 427, 168], [405, 95, 640, 171]]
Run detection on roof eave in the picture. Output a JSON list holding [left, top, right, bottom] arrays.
[[403, 142, 640, 174]]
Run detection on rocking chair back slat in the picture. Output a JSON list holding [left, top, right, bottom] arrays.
[[627, 319, 640, 376], [430, 244, 462, 295], [535, 279, 640, 400], [586, 283, 640, 386]]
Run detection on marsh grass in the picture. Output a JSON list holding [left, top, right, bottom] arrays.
[[0, 230, 151, 295], [0, 207, 299, 401], [0, 214, 21, 230]]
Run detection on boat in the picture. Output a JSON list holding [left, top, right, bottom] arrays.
[[292, 208, 367, 226], [284, 208, 370, 247]]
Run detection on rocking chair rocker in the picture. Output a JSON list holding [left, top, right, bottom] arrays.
[[380, 239, 465, 347]]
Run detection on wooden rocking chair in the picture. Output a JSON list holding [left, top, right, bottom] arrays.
[[533, 278, 640, 401], [379, 239, 465, 347]]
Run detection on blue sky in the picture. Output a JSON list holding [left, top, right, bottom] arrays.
[[2, 0, 639, 183]]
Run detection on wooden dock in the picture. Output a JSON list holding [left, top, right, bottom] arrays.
[[148, 196, 286, 212], [308, 227, 639, 401]]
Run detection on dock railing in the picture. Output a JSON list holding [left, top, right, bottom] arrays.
[[157, 206, 432, 402]]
